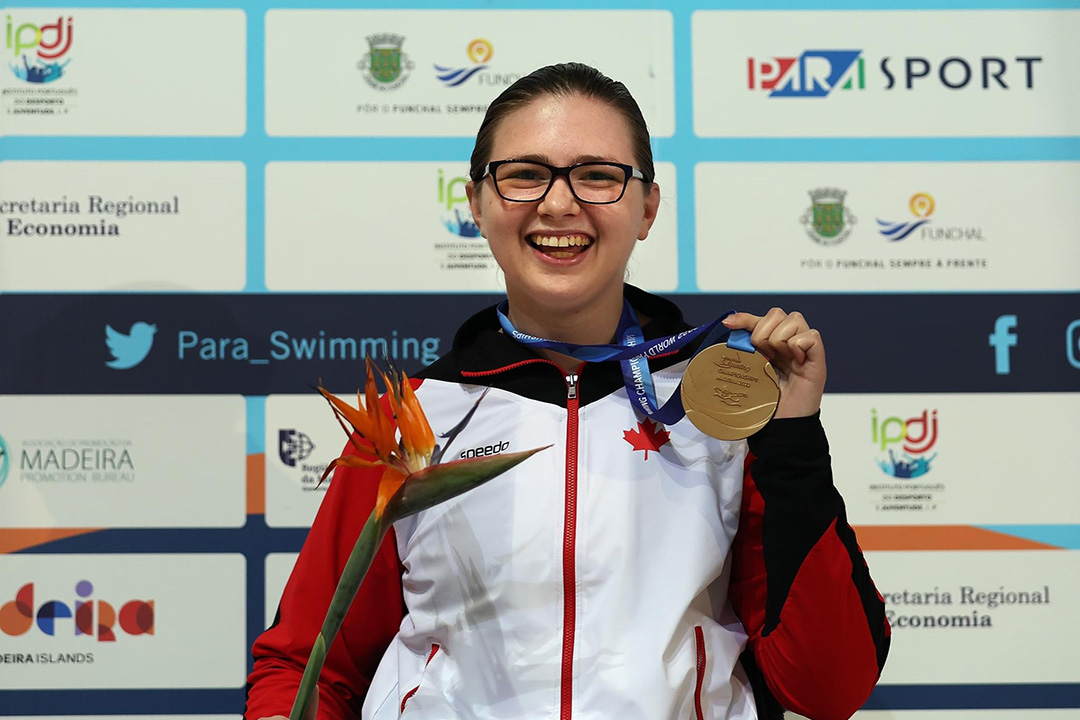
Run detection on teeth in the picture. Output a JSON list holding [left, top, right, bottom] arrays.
[[530, 234, 592, 248]]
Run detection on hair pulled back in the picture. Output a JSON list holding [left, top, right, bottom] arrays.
[[469, 62, 655, 185]]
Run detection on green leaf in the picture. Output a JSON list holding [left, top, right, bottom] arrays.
[[385, 446, 550, 523]]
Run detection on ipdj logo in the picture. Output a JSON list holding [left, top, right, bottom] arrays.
[[359, 33, 413, 91], [279, 429, 316, 468], [748, 50, 865, 97], [105, 322, 157, 370], [0, 433, 9, 489], [800, 187, 855, 245], [0, 581, 154, 642], [871, 408, 938, 479], [438, 169, 479, 238], [877, 193, 935, 241], [1067, 320, 1080, 370], [989, 315, 1018, 375], [435, 39, 494, 87], [6, 15, 73, 84]]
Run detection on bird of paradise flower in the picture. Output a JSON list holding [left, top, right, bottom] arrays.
[[289, 359, 549, 720]]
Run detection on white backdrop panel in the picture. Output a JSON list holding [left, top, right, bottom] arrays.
[[0, 162, 246, 291], [266, 10, 674, 137], [695, 162, 1080, 292], [693, 10, 1080, 137]]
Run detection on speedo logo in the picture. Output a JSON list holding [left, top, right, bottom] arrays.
[[459, 440, 510, 460]]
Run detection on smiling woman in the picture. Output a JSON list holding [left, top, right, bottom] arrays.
[[246, 63, 891, 720]]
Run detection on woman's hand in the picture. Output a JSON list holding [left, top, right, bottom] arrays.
[[258, 689, 318, 720], [722, 308, 826, 419]]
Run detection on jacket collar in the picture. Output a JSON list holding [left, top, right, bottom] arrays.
[[420, 285, 699, 407]]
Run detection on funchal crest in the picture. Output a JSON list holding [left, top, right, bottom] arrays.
[[359, 33, 414, 91], [801, 187, 856, 246]]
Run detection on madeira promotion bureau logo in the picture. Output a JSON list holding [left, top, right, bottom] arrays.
[[871, 408, 938, 479], [748, 49, 1043, 96], [6, 15, 73, 84], [359, 33, 413, 91]]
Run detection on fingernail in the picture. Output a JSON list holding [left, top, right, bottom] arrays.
[[722, 316, 736, 326]]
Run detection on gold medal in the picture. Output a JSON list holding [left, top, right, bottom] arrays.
[[680, 343, 780, 441]]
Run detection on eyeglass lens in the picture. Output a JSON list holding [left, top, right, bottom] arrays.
[[494, 162, 628, 203]]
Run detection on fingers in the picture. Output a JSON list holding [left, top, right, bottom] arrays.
[[304, 690, 320, 720], [723, 308, 822, 366]]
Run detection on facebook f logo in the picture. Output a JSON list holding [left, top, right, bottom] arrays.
[[989, 315, 1018, 375]]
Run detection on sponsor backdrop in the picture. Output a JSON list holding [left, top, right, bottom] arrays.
[[1, 0, 1078, 717]]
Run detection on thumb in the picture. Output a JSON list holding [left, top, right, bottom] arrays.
[[302, 689, 319, 720]]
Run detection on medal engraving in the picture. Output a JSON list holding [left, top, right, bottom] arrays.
[[681, 344, 780, 440]]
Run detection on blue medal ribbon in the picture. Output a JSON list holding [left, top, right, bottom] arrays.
[[496, 299, 757, 424]]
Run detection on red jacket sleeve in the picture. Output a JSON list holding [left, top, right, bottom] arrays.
[[245, 440, 405, 720], [729, 414, 891, 720]]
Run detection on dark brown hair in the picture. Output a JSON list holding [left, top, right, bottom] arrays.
[[469, 62, 655, 185]]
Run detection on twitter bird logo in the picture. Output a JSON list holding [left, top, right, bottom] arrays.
[[105, 322, 157, 369]]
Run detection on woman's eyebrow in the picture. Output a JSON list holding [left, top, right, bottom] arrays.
[[503, 153, 617, 165]]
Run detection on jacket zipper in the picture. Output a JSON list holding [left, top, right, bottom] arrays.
[[693, 625, 706, 720], [459, 360, 582, 720], [400, 643, 441, 713], [561, 372, 580, 720]]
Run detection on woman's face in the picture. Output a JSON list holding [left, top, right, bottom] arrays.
[[467, 93, 660, 316]]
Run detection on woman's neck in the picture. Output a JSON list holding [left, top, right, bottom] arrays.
[[504, 287, 625, 372]]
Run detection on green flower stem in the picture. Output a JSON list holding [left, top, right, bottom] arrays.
[[289, 510, 386, 720]]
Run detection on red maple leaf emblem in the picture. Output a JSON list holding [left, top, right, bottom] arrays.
[[623, 420, 671, 460]]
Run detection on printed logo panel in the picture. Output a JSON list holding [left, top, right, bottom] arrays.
[[265, 10, 673, 137], [0, 395, 246, 528], [864, 550, 1080, 684], [265, 162, 677, 292], [264, 553, 299, 627], [0, 162, 246, 291], [265, 395, 352, 528], [695, 162, 1080, 292], [1, 9, 245, 136], [820, 393, 1080, 525], [0, 554, 246, 689], [692, 10, 1080, 137]]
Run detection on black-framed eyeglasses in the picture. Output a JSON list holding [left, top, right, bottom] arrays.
[[481, 160, 646, 205]]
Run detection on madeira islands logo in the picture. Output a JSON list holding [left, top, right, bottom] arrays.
[[6, 15, 74, 84], [801, 187, 856, 246], [359, 33, 413, 91]]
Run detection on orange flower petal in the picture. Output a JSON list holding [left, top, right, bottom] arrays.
[[375, 466, 407, 518], [400, 373, 435, 457]]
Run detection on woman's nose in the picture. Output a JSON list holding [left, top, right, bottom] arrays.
[[538, 175, 580, 215]]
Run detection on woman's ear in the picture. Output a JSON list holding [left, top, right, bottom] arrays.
[[465, 181, 485, 238], [637, 182, 661, 240]]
